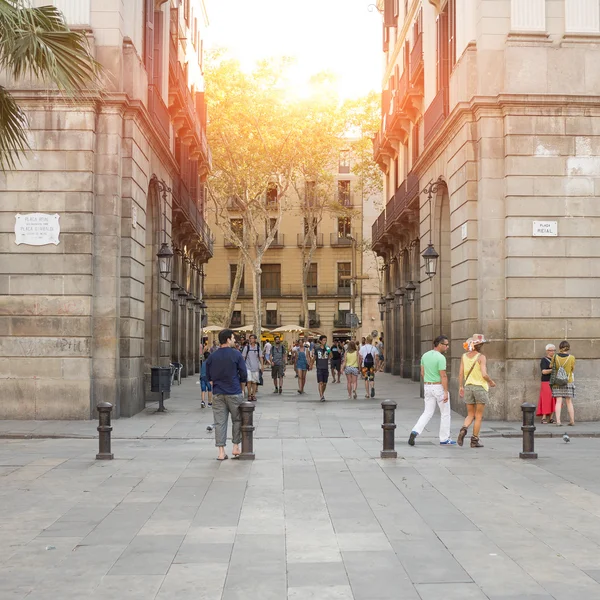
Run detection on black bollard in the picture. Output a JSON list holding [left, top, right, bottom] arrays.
[[96, 402, 114, 460], [519, 402, 537, 459], [238, 401, 255, 461], [381, 399, 398, 458]]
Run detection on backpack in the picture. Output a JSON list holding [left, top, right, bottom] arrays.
[[551, 355, 569, 387], [363, 346, 375, 368]]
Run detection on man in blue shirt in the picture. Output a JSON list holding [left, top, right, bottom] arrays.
[[205, 329, 248, 460]]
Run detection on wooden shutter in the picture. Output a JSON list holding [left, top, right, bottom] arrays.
[[153, 10, 163, 87], [384, 0, 395, 28], [144, 0, 154, 77], [448, 0, 456, 68]]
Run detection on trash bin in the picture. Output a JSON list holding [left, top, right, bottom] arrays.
[[151, 366, 171, 393]]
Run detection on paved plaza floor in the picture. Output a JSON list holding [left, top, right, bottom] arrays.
[[1, 369, 600, 599]]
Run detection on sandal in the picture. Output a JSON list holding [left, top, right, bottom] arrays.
[[549, 418, 555, 424], [217, 455, 229, 461], [541, 419, 548, 424]]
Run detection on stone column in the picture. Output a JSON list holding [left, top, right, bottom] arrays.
[[565, 0, 600, 33], [511, 0, 546, 31]]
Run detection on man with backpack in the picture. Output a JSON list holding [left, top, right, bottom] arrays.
[[241, 334, 263, 402], [271, 336, 286, 394], [359, 335, 378, 398]]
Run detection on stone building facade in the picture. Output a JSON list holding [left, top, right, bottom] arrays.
[[372, 0, 600, 420], [204, 157, 382, 344], [0, 0, 212, 419]]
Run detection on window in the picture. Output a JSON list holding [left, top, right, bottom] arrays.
[[230, 264, 245, 292], [436, 6, 449, 93], [305, 181, 316, 207], [339, 150, 350, 174], [448, 0, 456, 69], [184, 0, 190, 24], [304, 217, 318, 236], [265, 302, 278, 327], [337, 263, 351, 295], [338, 180, 351, 206], [230, 218, 243, 240], [193, 18, 198, 50], [266, 183, 278, 206], [144, 0, 154, 76], [231, 310, 242, 327], [307, 263, 317, 294], [267, 218, 281, 245], [338, 217, 351, 238], [337, 301, 351, 326], [261, 264, 281, 296]]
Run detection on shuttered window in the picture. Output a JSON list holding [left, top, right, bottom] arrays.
[[144, 0, 154, 76]]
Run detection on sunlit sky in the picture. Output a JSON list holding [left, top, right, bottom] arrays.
[[204, 0, 383, 100]]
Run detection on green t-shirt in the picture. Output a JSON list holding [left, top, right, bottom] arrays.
[[421, 349, 446, 383]]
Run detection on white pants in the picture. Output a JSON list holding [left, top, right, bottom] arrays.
[[412, 384, 451, 442]]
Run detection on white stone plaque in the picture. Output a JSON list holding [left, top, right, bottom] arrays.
[[532, 221, 557, 237], [15, 213, 60, 246], [461, 223, 468, 240]]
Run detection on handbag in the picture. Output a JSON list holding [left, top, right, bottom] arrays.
[[463, 353, 480, 385], [550, 355, 569, 387]]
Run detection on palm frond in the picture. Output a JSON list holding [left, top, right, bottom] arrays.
[[0, 85, 29, 170]]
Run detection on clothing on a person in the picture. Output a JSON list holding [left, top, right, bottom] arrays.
[[200, 359, 208, 379], [271, 364, 284, 380], [200, 378, 212, 393], [314, 346, 330, 370], [317, 368, 329, 383], [344, 366, 359, 376], [212, 393, 243, 446], [263, 341, 272, 361], [345, 351, 358, 368], [412, 384, 451, 442], [537, 356, 555, 416], [461, 353, 487, 391], [362, 366, 375, 381], [296, 349, 309, 371], [205, 347, 247, 396], [540, 356, 552, 382], [330, 346, 341, 361], [551, 383, 575, 399], [463, 385, 488, 404], [271, 344, 286, 366], [247, 370, 260, 383], [242, 343, 262, 372], [421, 349, 446, 383], [553, 353, 575, 384], [359, 344, 377, 368]]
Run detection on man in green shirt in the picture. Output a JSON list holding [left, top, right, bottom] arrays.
[[408, 335, 456, 446]]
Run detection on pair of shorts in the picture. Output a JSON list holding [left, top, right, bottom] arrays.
[[272, 365, 284, 379], [362, 367, 375, 381], [317, 368, 329, 383], [344, 366, 359, 376], [247, 370, 260, 384], [463, 384, 488, 404], [379, 354, 384, 361], [200, 378, 212, 392], [331, 360, 341, 371]]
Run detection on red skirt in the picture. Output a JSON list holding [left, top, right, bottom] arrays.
[[536, 381, 555, 416]]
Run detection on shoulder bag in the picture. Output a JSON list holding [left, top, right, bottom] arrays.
[[463, 353, 481, 385]]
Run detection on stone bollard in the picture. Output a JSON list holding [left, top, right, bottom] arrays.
[[238, 401, 255, 461], [96, 402, 114, 460], [380, 399, 398, 458], [519, 402, 537, 459]]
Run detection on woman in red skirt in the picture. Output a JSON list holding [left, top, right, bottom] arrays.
[[537, 344, 556, 423]]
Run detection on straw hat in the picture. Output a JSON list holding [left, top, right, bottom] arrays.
[[463, 334, 488, 351]]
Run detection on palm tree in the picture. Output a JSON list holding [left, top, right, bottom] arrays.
[[0, 0, 98, 170]]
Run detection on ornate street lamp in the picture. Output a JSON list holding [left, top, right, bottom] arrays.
[[385, 292, 394, 313], [394, 287, 405, 309], [405, 281, 417, 304], [421, 176, 444, 279], [187, 294, 197, 311], [377, 296, 386, 321], [152, 176, 174, 278], [170, 282, 180, 303], [178, 289, 188, 307]]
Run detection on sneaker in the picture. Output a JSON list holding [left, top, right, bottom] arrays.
[[370, 386, 375, 398], [208, 402, 212, 407], [201, 401, 206, 408], [278, 387, 283, 395], [320, 397, 326, 402], [408, 431, 417, 446], [440, 439, 457, 445], [274, 388, 278, 394]]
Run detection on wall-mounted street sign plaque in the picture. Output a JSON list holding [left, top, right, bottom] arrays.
[[15, 213, 60, 246], [532, 221, 557, 237]]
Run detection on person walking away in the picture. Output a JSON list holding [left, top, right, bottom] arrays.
[[295, 342, 309, 394], [242, 334, 263, 402], [359, 335, 378, 398], [457, 334, 495, 448], [537, 344, 556, 424], [199, 350, 212, 408], [205, 329, 248, 460], [551, 340, 576, 426], [342, 341, 359, 399], [292, 340, 300, 378], [271, 336, 286, 394], [377, 337, 385, 372], [312, 335, 331, 402], [263, 339, 272, 364], [408, 335, 456, 446], [330, 342, 342, 383]]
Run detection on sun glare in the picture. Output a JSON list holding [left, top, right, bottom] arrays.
[[205, 0, 382, 100]]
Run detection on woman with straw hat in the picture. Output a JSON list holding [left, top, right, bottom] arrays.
[[457, 334, 496, 448]]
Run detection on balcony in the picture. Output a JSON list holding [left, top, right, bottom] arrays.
[[257, 234, 285, 248], [204, 284, 358, 298], [203, 285, 251, 298], [385, 171, 420, 233], [148, 85, 170, 147], [337, 286, 351, 297], [297, 233, 324, 248], [299, 314, 321, 328], [333, 313, 351, 328], [424, 87, 449, 148], [371, 210, 386, 253], [338, 191, 353, 207], [330, 233, 353, 247], [261, 287, 281, 298]]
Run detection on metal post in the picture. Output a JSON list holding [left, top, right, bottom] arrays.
[[238, 401, 255, 460], [96, 402, 114, 460], [158, 391, 165, 413], [381, 399, 397, 458], [519, 402, 537, 459]]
